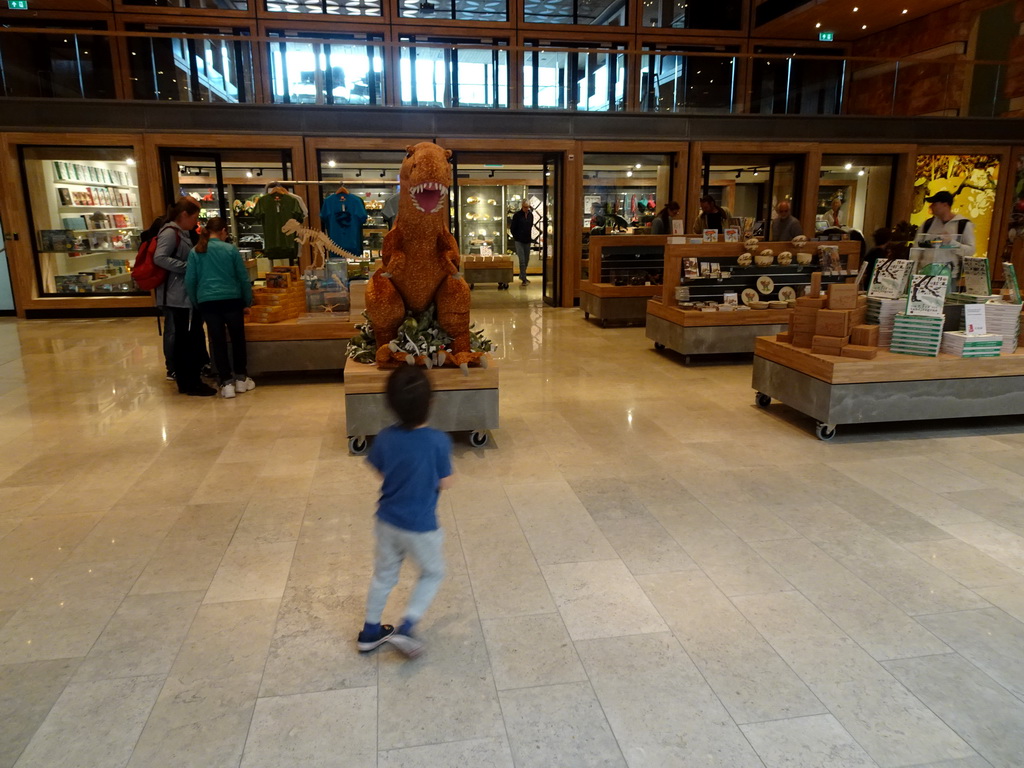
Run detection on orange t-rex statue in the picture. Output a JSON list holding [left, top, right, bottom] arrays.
[[365, 142, 482, 368]]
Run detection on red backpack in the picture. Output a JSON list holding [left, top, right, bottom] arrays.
[[131, 225, 179, 291]]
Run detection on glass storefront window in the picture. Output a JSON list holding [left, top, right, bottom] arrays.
[[126, 24, 254, 103], [701, 154, 802, 237], [267, 31, 384, 105], [0, 21, 115, 99], [523, 41, 626, 111], [818, 155, 896, 239], [640, 45, 738, 113], [21, 146, 144, 296], [398, 36, 508, 108], [750, 47, 845, 115], [641, 0, 742, 30], [264, 0, 382, 15], [398, 0, 507, 22], [523, 0, 627, 25], [121, 0, 248, 8]]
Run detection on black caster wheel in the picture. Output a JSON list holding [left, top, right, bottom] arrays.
[[348, 436, 368, 455], [755, 392, 771, 408], [654, 342, 665, 351], [469, 284, 476, 290], [816, 423, 837, 441], [470, 431, 488, 447], [584, 311, 590, 319]]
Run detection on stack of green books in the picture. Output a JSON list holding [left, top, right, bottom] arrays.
[[941, 331, 1003, 358], [890, 314, 945, 357]]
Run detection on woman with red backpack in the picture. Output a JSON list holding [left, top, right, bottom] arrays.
[[153, 197, 215, 397]]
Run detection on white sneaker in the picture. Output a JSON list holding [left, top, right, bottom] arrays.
[[235, 377, 255, 392], [220, 382, 236, 399]]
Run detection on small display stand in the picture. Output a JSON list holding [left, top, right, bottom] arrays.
[[752, 336, 1024, 440], [245, 318, 358, 375], [463, 256, 515, 290], [343, 356, 499, 454], [580, 235, 671, 326]]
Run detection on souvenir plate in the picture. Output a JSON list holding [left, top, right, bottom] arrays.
[[756, 276, 775, 295], [778, 286, 796, 301], [741, 288, 759, 305]]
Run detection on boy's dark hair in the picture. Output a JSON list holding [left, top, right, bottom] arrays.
[[386, 365, 432, 429]]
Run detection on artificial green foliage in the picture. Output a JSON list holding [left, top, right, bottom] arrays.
[[347, 305, 494, 368]]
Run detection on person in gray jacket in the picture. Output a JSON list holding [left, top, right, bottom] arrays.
[[153, 197, 215, 397]]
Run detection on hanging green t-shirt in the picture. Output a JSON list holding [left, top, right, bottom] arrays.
[[254, 191, 305, 260]]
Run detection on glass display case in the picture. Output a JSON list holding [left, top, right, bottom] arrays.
[[21, 147, 143, 295], [458, 184, 525, 256]]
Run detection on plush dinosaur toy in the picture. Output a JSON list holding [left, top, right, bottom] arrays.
[[365, 141, 483, 368]]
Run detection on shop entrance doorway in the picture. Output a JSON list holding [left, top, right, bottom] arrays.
[[159, 147, 296, 266], [450, 151, 561, 306]]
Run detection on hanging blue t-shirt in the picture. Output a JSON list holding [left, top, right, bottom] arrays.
[[320, 192, 368, 258], [367, 425, 452, 533]]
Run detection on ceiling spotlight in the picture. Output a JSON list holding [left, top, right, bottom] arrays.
[[753, 170, 759, 177], [328, 159, 336, 168], [844, 162, 853, 170], [380, 170, 386, 178], [355, 169, 362, 177], [635, 163, 641, 169], [815, 22, 821, 28], [861, 24, 867, 29], [853, 5, 858, 11], [626, 170, 633, 177], [246, 170, 253, 178], [545, 171, 551, 177], [735, 170, 742, 179], [256, 169, 263, 177], [858, 167, 865, 176], [902, 8, 908, 12], [125, 157, 135, 166], [488, 170, 495, 178]]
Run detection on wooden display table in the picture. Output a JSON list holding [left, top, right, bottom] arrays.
[[647, 299, 790, 362], [580, 235, 671, 326], [752, 337, 1024, 440], [343, 356, 499, 454], [463, 257, 515, 290], [245, 317, 358, 375]]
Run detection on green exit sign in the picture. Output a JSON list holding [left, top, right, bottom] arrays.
[[819, 31, 834, 41], [8, 0, 29, 8]]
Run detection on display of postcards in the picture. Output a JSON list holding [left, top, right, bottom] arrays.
[[56, 187, 72, 206], [38, 229, 76, 252], [700, 262, 711, 276], [703, 229, 718, 243], [111, 214, 130, 228], [723, 228, 740, 243], [817, 245, 841, 275], [905, 274, 948, 317], [61, 216, 87, 230], [53, 161, 64, 180], [683, 258, 699, 279]]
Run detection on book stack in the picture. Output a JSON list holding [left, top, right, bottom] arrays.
[[890, 313, 945, 357], [941, 331, 1003, 358], [947, 293, 1002, 304], [867, 297, 901, 348], [979, 303, 1021, 354]]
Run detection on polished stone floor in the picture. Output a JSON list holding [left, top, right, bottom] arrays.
[[1, 286, 1024, 768]]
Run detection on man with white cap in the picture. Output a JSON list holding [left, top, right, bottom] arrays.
[[919, 191, 976, 258]]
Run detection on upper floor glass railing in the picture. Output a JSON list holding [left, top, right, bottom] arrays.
[[0, 25, 1015, 119]]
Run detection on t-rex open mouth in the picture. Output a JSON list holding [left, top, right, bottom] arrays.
[[411, 181, 447, 214]]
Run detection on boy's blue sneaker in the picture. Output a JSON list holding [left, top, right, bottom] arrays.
[[357, 624, 395, 652]]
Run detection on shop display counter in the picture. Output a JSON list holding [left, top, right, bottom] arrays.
[[343, 356, 499, 454], [752, 337, 1024, 440], [463, 257, 515, 290], [646, 299, 790, 362], [245, 317, 358, 375], [580, 235, 671, 326]]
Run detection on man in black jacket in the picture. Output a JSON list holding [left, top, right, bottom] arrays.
[[510, 200, 534, 286]]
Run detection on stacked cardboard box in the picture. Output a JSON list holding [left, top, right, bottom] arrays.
[[890, 314, 945, 357], [789, 283, 877, 358], [249, 267, 306, 324]]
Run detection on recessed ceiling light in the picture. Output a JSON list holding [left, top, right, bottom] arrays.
[[844, 162, 852, 170], [861, 24, 867, 29], [902, 8, 908, 12], [853, 6, 858, 11], [815, 22, 821, 28]]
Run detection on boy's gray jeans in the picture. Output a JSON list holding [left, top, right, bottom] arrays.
[[365, 519, 446, 625]]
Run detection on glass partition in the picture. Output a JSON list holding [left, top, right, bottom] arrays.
[[126, 24, 254, 103], [398, 0, 507, 21], [818, 155, 897, 239], [750, 47, 845, 115], [398, 36, 508, 108], [641, 0, 742, 30], [701, 153, 802, 237], [523, 0, 628, 25], [0, 20, 115, 99], [21, 146, 144, 296], [640, 45, 739, 113], [523, 41, 626, 111], [264, 0, 382, 13], [267, 30, 384, 105]]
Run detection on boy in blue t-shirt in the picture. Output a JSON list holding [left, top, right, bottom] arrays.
[[357, 365, 453, 658]]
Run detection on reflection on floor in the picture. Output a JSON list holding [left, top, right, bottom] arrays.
[[2, 286, 1024, 768]]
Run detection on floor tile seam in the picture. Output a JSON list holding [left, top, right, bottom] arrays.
[[893, 537, 1024, 593]]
